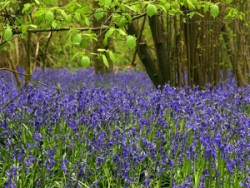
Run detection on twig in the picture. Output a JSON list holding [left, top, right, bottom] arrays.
[[36, 81, 58, 90], [43, 29, 53, 68], [0, 41, 8, 48], [130, 14, 147, 66], [0, 68, 30, 76], [12, 26, 110, 35]]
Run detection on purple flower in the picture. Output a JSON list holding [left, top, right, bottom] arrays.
[[143, 175, 151, 187], [61, 157, 68, 173], [226, 158, 236, 173], [33, 133, 42, 142], [199, 177, 205, 188], [4, 167, 18, 188], [96, 156, 105, 168]]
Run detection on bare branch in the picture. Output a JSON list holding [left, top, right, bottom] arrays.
[[43, 30, 53, 67], [0, 68, 30, 76], [12, 26, 110, 35]]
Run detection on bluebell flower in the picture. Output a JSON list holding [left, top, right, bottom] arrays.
[[61, 157, 68, 173], [33, 133, 42, 142]]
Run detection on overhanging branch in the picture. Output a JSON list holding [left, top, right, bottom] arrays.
[[12, 26, 110, 34], [8, 13, 146, 34]]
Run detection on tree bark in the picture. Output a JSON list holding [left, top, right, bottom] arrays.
[[127, 20, 162, 88], [92, 0, 113, 74], [149, 15, 171, 85]]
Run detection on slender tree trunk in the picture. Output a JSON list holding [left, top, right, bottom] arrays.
[[221, 24, 246, 87], [149, 15, 171, 85], [92, 0, 113, 74], [127, 20, 162, 87], [24, 32, 32, 84]]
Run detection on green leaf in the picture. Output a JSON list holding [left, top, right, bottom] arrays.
[[72, 33, 82, 45], [47, 0, 57, 5], [104, 0, 112, 7], [28, 24, 38, 29], [94, 8, 104, 20], [108, 50, 115, 63], [118, 16, 127, 28], [21, 25, 28, 36], [71, 51, 82, 61], [117, 29, 126, 36], [34, 9, 46, 17], [52, 20, 58, 28], [60, 10, 72, 23], [81, 56, 90, 67], [104, 27, 115, 46], [34, 0, 40, 5], [147, 4, 158, 17], [80, 38, 88, 48], [83, 16, 90, 26], [126, 35, 137, 49], [125, 4, 138, 12], [165, 2, 171, 10], [66, 15, 72, 23], [60, 9, 68, 20], [203, 3, 210, 13], [22, 3, 33, 14], [187, 0, 196, 10], [3, 27, 13, 41], [102, 54, 109, 68], [45, 11, 54, 23], [74, 12, 81, 21], [210, 4, 219, 18], [97, 49, 106, 52]]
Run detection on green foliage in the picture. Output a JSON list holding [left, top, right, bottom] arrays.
[[146, 4, 158, 17], [118, 16, 127, 28], [81, 56, 91, 67], [94, 8, 105, 20], [45, 11, 54, 25], [126, 35, 137, 49], [22, 3, 33, 14], [103, 27, 115, 46], [72, 33, 82, 45], [210, 4, 220, 18], [3, 27, 12, 41], [102, 54, 109, 68], [186, 0, 196, 10]]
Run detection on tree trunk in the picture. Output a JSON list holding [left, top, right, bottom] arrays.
[[149, 15, 171, 85], [221, 24, 246, 87], [127, 20, 162, 88], [92, 0, 113, 74]]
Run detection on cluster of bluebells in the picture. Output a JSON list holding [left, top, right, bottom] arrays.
[[0, 68, 249, 188]]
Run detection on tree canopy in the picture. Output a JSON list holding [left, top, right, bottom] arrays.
[[0, 0, 249, 87]]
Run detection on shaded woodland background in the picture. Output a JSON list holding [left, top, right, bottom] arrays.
[[0, 0, 249, 88]]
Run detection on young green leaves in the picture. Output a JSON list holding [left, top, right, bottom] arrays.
[[45, 11, 54, 24], [210, 4, 219, 18], [72, 33, 82, 45], [102, 54, 109, 68], [3, 26, 13, 41], [94, 8, 104, 20], [126, 35, 137, 49], [147, 4, 158, 17], [81, 56, 91, 67]]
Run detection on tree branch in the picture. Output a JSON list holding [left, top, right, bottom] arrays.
[[12, 26, 110, 35], [0, 68, 30, 76]]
